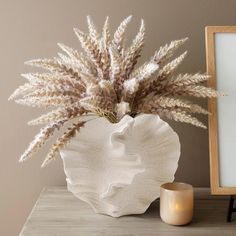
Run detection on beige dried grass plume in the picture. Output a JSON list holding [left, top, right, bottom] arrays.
[[9, 16, 223, 167]]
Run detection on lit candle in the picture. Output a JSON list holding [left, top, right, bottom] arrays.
[[160, 182, 193, 225]]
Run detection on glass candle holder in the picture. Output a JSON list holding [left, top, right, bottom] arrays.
[[160, 182, 193, 225]]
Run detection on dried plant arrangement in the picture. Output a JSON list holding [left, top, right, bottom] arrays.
[[9, 16, 223, 167]]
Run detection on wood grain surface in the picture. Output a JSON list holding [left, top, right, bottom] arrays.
[[205, 26, 236, 195], [19, 187, 236, 236]]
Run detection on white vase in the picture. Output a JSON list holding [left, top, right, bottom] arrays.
[[60, 114, 180, 217]]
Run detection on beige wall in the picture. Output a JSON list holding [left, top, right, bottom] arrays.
[[1, 0, 236, 235]]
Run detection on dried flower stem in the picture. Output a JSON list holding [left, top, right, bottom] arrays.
[[9, 16, 223, 166]]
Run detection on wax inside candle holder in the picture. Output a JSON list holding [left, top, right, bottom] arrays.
[[160, 182, 193, 226]]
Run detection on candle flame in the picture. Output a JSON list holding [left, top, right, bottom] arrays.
[[175, 203, 181, 211]]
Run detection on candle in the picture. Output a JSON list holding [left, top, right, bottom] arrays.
[[160, 182, 193, 225]]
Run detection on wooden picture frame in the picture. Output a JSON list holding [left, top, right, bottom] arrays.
[[206, 26, 236, 195]]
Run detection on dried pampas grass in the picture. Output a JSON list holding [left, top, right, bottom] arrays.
[[9, 16, 223, 166]]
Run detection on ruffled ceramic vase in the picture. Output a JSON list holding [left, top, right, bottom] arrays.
[[60, 114, 180, 217]]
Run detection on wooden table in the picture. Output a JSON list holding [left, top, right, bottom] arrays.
[[20, 187, 236, 236]]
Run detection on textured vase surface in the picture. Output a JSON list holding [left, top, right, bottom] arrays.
[[60, 114, 180, 217]]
